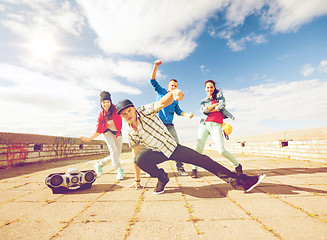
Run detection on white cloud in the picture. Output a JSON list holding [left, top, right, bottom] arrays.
[[224, 0, 327, 33], [76, 0, 226, 61], [300, 60, 327, 77], [319, 60, 327, 72], [301, 64, 315, 77], [0, 63, 96, 137], [224, 79, 327, 135], [18, 54, 146, 94], [200, 65, 210, 75], [225, 0, 266, 27], [3, 0, 326, 57], [0, 63, 93, 111], [213, 0, 327, 51], [225, 33, 267, 51], [266, 0, 327, 33], [1, 0, 84, 39]]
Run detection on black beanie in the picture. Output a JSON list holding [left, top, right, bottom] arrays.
[[100, 91, 111, 103]]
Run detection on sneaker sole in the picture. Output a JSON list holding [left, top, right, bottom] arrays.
[[153, 190, 165, 195], [245, 174, 266, 193]]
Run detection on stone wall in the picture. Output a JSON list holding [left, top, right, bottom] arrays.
[[222, 139, 327, 162], [0, 132, 130, 168], [207, 127, 327, 163]]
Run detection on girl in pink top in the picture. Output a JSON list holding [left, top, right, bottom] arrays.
[[192, 80, 242, 178]]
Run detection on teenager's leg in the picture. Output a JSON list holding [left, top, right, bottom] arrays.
[[98, 156, 110, 167], [193, 123, 210, 170], [165, 124, 183, 169], [134, 149, 168, 181], [196, 123, 210, 153], [171, 144, 240, 188], [103, 132, 122, 169], [208, 122, 239, 167], [115, 134, 123, 162]]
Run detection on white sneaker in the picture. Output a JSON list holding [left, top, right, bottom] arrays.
[[116, 168, 124, 180]]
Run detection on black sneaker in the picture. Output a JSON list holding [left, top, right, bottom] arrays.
[[191, 169, 198, 178], [235, 164, 243, 176], [178, 167, 188, 176], [241, 174, 266, 193], [154, 173, 169, 194]]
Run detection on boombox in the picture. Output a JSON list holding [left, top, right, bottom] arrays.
[[45, 168, 97, 194]]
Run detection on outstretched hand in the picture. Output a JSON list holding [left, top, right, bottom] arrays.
[[185, 112, 194, 119], [80, 136, 90, 142], [172, 89, 184, 101], [129, 181, 143, 190]]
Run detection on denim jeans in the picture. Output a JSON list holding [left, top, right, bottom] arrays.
[[194, 122, 239, 169], [99, 131, 123, 169], [134, 144, 240, 188], [164, 124, 183, 169]]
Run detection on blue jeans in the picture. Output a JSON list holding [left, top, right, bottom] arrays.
[[164, 124, 183, 169], [194, 122, 239, 169]]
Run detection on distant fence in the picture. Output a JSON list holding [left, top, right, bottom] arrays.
[[197, 128, 327, 163], [221, 139, 327, 162], [0, 132, 130, 168]]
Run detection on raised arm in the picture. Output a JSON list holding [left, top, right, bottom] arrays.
[[151, 60, 162, 80]]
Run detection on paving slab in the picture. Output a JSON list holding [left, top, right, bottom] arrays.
[[0, 150, 326, 240]]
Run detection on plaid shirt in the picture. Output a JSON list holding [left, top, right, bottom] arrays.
[[127, 103, 177, 158]]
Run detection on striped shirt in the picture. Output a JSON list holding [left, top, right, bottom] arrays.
[[127, 103, 178, 158]]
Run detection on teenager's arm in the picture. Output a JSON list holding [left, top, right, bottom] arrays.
[[81, 132, 101, 142], [206, 103, 219, 113], [181, 112, 194, 119], [129, 145, 142, 189], [151, 60, 162, 80], [175, 103, 194, 119], [153, 89, 184, 112]]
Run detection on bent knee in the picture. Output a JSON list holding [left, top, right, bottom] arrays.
[[134, 149, 150, 165]]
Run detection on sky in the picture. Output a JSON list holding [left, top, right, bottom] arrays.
[[0, 0, 327, 144]]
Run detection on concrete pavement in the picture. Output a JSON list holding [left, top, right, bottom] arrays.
[[0, 150, 327, 240]]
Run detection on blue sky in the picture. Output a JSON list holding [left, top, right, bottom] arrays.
[[1, 0, 327, 143]]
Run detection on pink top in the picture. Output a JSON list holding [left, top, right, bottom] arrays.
[[96, 105, 122, 138], [205, 100, 223, 124]]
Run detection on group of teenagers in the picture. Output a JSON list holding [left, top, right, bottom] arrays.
[[81, 60, 266, 194]]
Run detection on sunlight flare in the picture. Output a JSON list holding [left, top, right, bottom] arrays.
[[26, 34, 59, 61]]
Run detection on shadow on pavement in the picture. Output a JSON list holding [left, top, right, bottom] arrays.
[[164, 181, 327, 199], [60, 183, 124, 195], [196, 167, 327, 178]]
